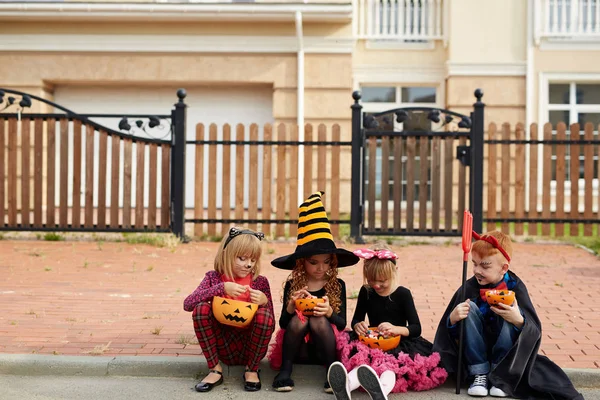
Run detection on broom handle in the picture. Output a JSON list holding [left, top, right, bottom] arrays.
[[456, 258, 468, 394]]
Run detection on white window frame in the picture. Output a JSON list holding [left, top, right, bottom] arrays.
[[538, 73, 600, 212], [358, 83, 443, 208]]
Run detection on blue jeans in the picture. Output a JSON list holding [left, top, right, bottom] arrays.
[[464, 301, 519, 376]]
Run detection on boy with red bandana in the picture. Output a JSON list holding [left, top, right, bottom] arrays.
[[433, 231, 583, 399]]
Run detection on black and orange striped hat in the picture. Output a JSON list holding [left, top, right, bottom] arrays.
[[271, 191, 359, 270]]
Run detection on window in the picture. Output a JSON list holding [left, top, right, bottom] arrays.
[[361, 84, 439, 202], [548, 82, 600, 182]]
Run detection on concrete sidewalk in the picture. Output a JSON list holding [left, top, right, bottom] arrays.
[[0, 238, 599, 371]]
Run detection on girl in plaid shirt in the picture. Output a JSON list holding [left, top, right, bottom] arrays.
[[184, 227, 275, 393]]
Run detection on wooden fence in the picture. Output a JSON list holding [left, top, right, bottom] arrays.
[[0, 116, 171, 232], [190, 122, 349, 238], [485, 122, 599, 236]]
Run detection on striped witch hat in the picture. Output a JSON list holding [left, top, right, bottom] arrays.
[[271, 191, 359, 270]]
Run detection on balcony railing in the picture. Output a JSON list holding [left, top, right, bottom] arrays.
[[535, 0, 600, 43], [353, 0, 444, 41]]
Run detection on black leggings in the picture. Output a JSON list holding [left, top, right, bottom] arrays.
[[279, 315, 337, 378]]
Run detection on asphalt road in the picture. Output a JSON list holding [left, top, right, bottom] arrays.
[[1, 375, 599, 400]]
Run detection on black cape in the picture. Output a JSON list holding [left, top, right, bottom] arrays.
[[432, 271, 583, 400]]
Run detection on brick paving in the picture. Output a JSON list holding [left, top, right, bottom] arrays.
[[0, 238, 599, 369]]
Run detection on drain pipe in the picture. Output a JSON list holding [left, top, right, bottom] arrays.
[[295, 10, 305, 204]]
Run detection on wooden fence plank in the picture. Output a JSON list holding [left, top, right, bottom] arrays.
[[85, 125, 95, 229], [406, 137, 416, 232], [97, 131, 107, 229], [367, 136, 377, 231], [221, 124, 232, 237], [59, 119, 69, 228], [431, 136, 441, 232], [249, 124, 260, 232], [72, 120, 82, 228], [317, 124, 327, 191], [21, 118, 31, 227], [148, 143, 157, 230], [122, 138, 132, 229], [135, 141, 145, 229], [7, 119, 17, 227], [583, 123, 594, 236], [419, 136, 428, 231], [541, 123, 552, 236], [514, 123, 525, 235], [261, 124, 272, 236], [194, 124, 204, 237], [331, 124, 341, 238], [501, 123, 510, 233], [276, 124, 286, 238], [487, 123, 497, 232], [555, 123, 567, 236], [444, 138, 453, 231], [110, 135, 120, 228], [393, 136, 403, 231], [160, 144, 170, 229], [381, 136, 390, 231], [235, 124, 245, 230], [0, 119, 5, 226], [569, 124, 580, 236], [528, 123, 539, 236], [208, 124, 219, 236], [33, 118, 43, 227], [288, 124, 298, 238], [303, 124, 313, 199]]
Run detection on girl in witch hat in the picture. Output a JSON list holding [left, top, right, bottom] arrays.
[[268, 191, 359, 394]]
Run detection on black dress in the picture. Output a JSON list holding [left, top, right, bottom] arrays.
[[350, 285, 433, 357]]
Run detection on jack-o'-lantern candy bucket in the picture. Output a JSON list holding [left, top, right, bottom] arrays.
[[212, 296, 258, 328], [295, 297, 325, 316], [485, 290, 515, 306], [358, 328, 401, 351]]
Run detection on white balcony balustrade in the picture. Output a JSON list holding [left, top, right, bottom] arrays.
[[535, 0, 600, 43], [353, 0, 444, 41]]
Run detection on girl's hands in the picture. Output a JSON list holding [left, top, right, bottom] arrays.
[[313, 295, 333, 318], [449, 299, 471, 326], [353, 321, 369, 336], [224, 282, 248, 298], [286, 286, 311, 314], [247, 287, 268, 306], [490, 298, 524, 329], [377, 322, 408, 337]]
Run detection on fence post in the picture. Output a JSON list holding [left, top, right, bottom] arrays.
[[171, 89, 187, 239], [471, 89, 485, 234], [350, 91, 364, 243]]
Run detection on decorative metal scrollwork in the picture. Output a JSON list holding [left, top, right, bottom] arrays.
[[0, 90, 32, 112], [364, 107, 472, 132], [118, 116, 172, 140]]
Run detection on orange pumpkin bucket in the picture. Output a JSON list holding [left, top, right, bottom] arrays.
[[358, 328, 401, 351], [295, 297, 325, 316], [212, 296, 258, 328], [485, 290, 515, 306]]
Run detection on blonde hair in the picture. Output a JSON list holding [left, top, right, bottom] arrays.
[[471, 230, 513, 264], [362, 242, 398, 289], [214, 227, 263, 280], [283, 255, 342, 314]]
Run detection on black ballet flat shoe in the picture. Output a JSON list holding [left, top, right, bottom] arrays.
[[195, 369, 223, 393], [243, 369, 262, 392], [272, 373, 294, 392]]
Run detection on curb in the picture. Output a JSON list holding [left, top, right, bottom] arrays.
[[1, 354, 599, 388]]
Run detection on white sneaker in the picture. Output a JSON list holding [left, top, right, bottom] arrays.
[[357, 365, 387, 400], [468, 374, 488, 397], [327, 362, 350, 400], [490, 386, 509, 397]]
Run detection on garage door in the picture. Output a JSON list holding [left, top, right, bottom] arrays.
[[54, 85, 274, 209]]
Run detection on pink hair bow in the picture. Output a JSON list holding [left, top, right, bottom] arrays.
[[353, 249, 398, 261]]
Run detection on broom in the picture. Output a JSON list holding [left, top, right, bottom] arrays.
[[456, 210, 473, 394]]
